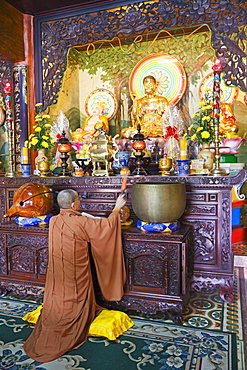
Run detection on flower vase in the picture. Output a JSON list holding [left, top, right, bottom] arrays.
[[34, 148, 48, 176], [198, 143, 214, 170]]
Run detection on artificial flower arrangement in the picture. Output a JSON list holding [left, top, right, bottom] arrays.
[[24, 103, 56, 151], [184, 101, 215, 146], [184, 99, 226, 147]]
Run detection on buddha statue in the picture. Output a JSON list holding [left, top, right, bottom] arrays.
[[121, 75, 169, 138], [219, 102, 239, 138], [72, 103, 109, 141]]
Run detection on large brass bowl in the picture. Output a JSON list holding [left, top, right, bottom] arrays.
[[132, 181, 186, 223]]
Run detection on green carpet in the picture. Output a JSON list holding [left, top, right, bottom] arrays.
[[0, 309, 237, 370], [0, 267, 245, 369]]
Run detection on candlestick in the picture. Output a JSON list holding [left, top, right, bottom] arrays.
[[209, 58, 226, 176], [179, 138, 187, 160], [57, 130, 71, 177], [131, 124, 148, 176]]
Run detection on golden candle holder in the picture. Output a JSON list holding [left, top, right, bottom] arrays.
[[209, 126, 226, 176]]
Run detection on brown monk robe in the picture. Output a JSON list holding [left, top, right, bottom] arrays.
[[24, 191, 126, 363]]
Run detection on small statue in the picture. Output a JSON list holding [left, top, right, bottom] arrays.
[[121, 75, 169, 138], [73, 103, 109, 141], [219, 102, 239, 138]]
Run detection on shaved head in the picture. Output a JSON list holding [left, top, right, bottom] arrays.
[[57, 189, 78, 209]]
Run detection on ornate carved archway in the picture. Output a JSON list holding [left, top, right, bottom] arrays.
[[35, 0, 247, 110]]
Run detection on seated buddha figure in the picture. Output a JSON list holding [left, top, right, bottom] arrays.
[[122, 75, 169, 138], [219, 102, 239, 138], [72, 103, 109, 141]]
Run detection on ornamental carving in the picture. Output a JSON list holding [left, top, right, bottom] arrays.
[[35, 1, 247, 109], [0, 188, 6, 217], [124, 241, 168, 259], [220, 191, 231, 265], [0, 57, 12, 98], [81, 202, 113, 212], [192, 273, 234, 301], [38, 247, 48, 275], [6, 234, 48, 275], [98, 294, 183, 317], [0, 223, 48, 235], [133, 255, 163, 287], [0, 234, 6, 274], [8, 245, 35, 273], [186, 204, 216, 215], [7, 234, 48, 248], [0, 280, 44, 299], [186, 193, 205, 202], [85, 193, 114, 199], [192, 220, 215, 263], [169, 245, 180, 295]]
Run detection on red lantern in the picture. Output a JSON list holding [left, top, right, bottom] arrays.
[[133, 140, 146, 150], [58, 143, 71, 153]]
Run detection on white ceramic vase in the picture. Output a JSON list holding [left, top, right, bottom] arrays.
[[34, 148, 48, 175], [198, 143, 214, 170]]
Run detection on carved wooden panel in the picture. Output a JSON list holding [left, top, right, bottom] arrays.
[[185, 204, 217, 216], [189, 219, 216, 264], [0, 234, 6, 275], [8, 245, 35, 275], [169, 244, 180, 295], [123, 227, 190, 299], [6, 233, 48, 278], [124, 241, 167, 290], [133, 255, 163, 287], [0, 279, 44, 300], [0, 188, 6, 218], [221, 190, 232, 269], [186, 191, 218, 203], [96, 225, 193, 321], [37, 247, 48, 276]]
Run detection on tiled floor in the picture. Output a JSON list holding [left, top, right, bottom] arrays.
[[1, 243, 246, 369], [233, 245, 247, 369], [182, 263, 247, 370]]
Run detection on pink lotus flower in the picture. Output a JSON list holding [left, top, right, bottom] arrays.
[[220, 137, 245, 154]]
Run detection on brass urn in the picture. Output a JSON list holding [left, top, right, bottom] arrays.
[[132, 181, 186, 223], [38, 159, 50, 177], [159, 156, 173, 175]]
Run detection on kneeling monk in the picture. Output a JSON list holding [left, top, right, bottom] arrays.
[[24, 189, 126, 362]]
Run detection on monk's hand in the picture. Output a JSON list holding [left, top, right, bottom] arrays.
[[114, 194, 126, 211]]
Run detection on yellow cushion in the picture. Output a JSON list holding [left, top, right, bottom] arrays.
[[22, 304, 43, 324], [88, 310, 134, 340], [22, 305, 134, 341]]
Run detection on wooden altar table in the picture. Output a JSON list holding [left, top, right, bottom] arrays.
[[0, 170, 246, 310]]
